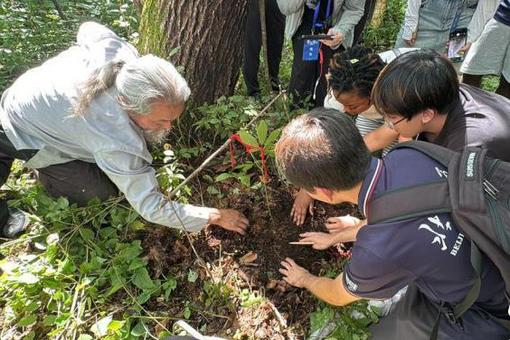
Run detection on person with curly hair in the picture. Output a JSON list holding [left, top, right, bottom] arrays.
[[291, 46, 416, 226]]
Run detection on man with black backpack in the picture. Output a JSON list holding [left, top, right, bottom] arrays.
[[371, 49, 510, 162], [275, 108, 510, 339]]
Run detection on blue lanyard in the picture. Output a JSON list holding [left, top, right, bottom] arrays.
[[312, 0, 333, 31]]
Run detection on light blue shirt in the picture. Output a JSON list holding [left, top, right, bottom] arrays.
[[0, 22, 213, 231]]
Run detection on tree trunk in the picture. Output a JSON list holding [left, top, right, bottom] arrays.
[[138, 0, 249, 105], [370, 0, 388, 28]]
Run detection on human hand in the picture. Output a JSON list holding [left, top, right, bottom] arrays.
[[279, 257, 313, 288], [208, 209, 249, 235], [291, 188, 314, 226], [459, 42, 472, 54], [325, 215, 360, 233], [404, 32, 417, 46], [321, 29, 344, 48], [297, 231, 337, 250]]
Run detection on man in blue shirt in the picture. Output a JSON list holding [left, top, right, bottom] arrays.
[[275, 108, 509, 339]]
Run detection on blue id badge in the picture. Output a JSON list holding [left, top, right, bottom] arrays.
[[303, 39, 320, 61]]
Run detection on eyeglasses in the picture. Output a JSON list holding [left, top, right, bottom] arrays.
[[384, 116, 406, 130]]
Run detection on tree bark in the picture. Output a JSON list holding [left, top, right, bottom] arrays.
[[138, 0, 249, 105], [370, 0, 388, 28]]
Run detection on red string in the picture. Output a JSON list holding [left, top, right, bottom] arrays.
[[228, 133, 270, 183], [319, 45, 324, 80]]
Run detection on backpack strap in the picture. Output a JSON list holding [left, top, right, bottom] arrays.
[[429, 243, 482, 340], [388, 141, 458, 168], [368, 180, 451, 225]]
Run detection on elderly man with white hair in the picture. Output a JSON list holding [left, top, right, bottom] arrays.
[[0, 22, 249, 237]]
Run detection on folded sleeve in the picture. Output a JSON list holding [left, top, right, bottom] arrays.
[[467, 0, 499, 43], [332, 0, 366, 37], [401, 0, 421, 41], [95, 150, 215, 232], [343, 244, 416, 299]]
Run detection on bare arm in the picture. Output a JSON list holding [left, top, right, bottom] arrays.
[[280, 258, 361, 306], [363, 125, 399, 153]]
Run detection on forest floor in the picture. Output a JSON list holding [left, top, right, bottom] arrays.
[[137, 180, 359, 338]]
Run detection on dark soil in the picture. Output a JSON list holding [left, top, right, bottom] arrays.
[[139, 180, 361, 338]]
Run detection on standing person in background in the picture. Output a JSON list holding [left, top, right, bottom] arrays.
[[242, 0, 285, 99], [277, 0, 365, 109], [462, 0, 510, 99], [395, 0, 483, 71]]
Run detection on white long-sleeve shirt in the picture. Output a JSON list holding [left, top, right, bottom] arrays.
[[0, 22, 214, 231]]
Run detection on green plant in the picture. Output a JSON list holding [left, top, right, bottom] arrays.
[[309, 302, 378, 340], [0, 0, 138, 93], [362, 0, 406, 50], [214, 120, 280, 188]]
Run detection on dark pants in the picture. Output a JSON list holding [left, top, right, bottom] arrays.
[[353, 0, 377, 45], [242, 0, 285, 96], [0, 126, 117, 228], [370, 285, 510, 339], [288, 20, 339, 109]]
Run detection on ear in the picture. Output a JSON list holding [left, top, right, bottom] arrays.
[[316, 187, 334, 201], [421, 109, 437, 124]]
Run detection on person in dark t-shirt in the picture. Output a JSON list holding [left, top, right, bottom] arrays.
[[275, 108, 510, 339], [371, 49, 510, 162]]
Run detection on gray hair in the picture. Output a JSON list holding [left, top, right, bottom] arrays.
[[74, 54, 190, 116]]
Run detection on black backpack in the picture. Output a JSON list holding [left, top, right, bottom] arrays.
[[367, 141, 510, 337]]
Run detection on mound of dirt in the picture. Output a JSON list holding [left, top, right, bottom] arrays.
[[139, 181, 361, 338]]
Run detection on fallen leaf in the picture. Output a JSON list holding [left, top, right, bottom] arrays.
[[266, 279, 279, 289], [239, 251, 258, 265]]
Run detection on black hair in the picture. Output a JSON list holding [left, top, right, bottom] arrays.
[[371, 49, 460, 119], [275, 108, 371, 192], [328, 45, 386, 99]]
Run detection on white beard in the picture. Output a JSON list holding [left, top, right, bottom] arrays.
[[143, 129, 170, 145]]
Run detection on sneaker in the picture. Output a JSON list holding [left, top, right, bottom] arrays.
[[2, 208, 30, 238]]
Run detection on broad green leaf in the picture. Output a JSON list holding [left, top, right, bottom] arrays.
[[128, 220, 145, 231], [18, 314, 37, 327], [215, 173, 233, 182], [117, 241, 143, 263], [25, 301, 39, 313], [90, 315, 112, 338], [264, 129, 281, 149], [127, 258, 146, 271], [43, 315, 57, 326], [238, 130, 258, 147], [108, 320, 125, 332], [106, 272, 124, 297], [310, 307, 335, 334], [183, 306, 191, 319], [163, 278, 177, 299], [79, 228, 94, 241], [132, 268, 155, 290], [239, 174, 251, 187], [131, 321, 147, 336], [77, 335, 93, 340], [137, 290, 153, 305], [256, 120, 268, 144], [206, 186, 221, 195], [187, 269, 198, 283]]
